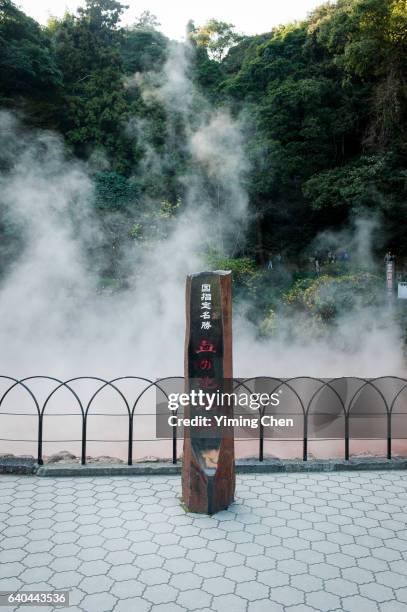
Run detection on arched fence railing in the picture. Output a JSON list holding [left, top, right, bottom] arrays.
[[0, 376, 406, 465]]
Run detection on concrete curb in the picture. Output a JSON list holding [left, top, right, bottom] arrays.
[[236, 457, 407, 473], [0, 457, 402, 477], [36, 462, 180, 477], [0, 457, 37, 475]]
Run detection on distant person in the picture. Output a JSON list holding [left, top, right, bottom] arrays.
[[384, 251, 395, 263], [267, 258, 273, 271], [327, 251, 334, 264], [314, 254, 321, 274]]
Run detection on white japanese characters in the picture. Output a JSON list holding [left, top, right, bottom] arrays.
[[201, 283, 212, 329]]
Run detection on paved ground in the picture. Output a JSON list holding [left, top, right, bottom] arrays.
[[0, 472, 407, 612]]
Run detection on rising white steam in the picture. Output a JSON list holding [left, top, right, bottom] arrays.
[[0, 43, 249, 378], [0, 42, 404, 461]]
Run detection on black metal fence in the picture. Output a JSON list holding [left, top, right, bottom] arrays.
[[0, 376, 406, 465]]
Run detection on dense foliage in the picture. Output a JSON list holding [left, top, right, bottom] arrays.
[[0, 0, 406, 333], [1, 0, 405, 254], [220, 0, 407, 255]]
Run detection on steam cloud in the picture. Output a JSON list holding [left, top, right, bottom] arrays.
[[0, 41, 404, 378], [0, 41, 404, 460]]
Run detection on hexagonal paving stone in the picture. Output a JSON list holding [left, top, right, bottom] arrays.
[[246, 556, 276, 571], [170, 572, 203, 591], [50, 556, 81, 572], [0, 562, 24, 579], [278, 559, 308, 575], [0, 550, 26, 563], [306, 590, 341, 611], [179, 536, 208, 550], [104, 538, 129, 552], [163, 558, 195, 574], [24, 540, 54, 554], [144, 584, 179, 604], [358, 556, 389, 572], [235, 580, 269, 601], [49, 571, 82, 589], [19, 567, 53, 583], [78, 560, 111, 576], [225, 565, 256, 582], [133, 554, 164, 569], [291, 574, 323, 593], [258, 569, 289, 588], [211, 593, 247, 612], [381, 603, 407, 612], [0, 577, 22, 592], [131, 541, 159, 555], [138, 568, 171, 586], [309, 563, 340, 579], [216, 551, 245, 567], [52, 543, 80, 557], [105, 550, 134, 565], [80, 575, 113, 594], [207, 538, 235, 553], [247, 600, 284, 612], [177, 588, 212, 610], [110, 579, 145, 598], [201, 577, 235, 596], [270, 586, 304, 606], [235, 542, 264, 556], [21, 552, 53, 568], [80, 592, 117, 612], [2, 536, 29, 549], [359, 581, 394, 603], [187, 548, 216, 563], [325, 577, 359, 597], [265, 546, 294, 560], [341, 594, 380, 612], [77, 546, 106, 562], [158, 545, 187, 559]]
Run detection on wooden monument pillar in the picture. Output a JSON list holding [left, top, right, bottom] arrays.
[[182, 271, 235, 514]]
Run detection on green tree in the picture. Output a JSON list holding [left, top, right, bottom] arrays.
[[191, 19, 241, 62], [134, 10, 161, 30], [49, 0, 132, 171], [220, 0, 407, 256], [0, 0, 61, 121], [309, 0, 407, 148], [120, 21, 168, 74]]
